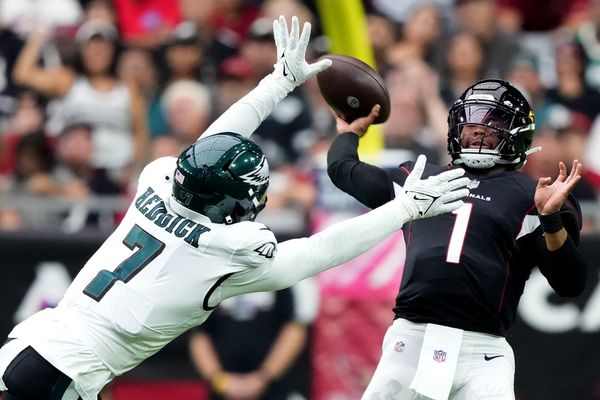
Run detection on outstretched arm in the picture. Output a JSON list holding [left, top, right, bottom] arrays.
[[222, 155, 469, 295], [201, 16, 331, 139]]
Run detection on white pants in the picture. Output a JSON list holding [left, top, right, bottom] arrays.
[[362, 319, 515, 400]]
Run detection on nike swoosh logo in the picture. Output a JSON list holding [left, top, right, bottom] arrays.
[[484, 354, 504, 361], [414, 194, 431, 201], [282, 62, 296, 82]]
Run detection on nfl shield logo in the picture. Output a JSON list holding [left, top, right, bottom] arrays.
[[466, 179, 480, 189], [394, 341, 406, 352], [433, 349, 447, 362]]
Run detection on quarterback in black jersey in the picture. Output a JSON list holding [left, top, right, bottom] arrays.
[[327, 79, 588, 400]]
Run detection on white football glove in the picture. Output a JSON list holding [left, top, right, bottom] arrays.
[[397, 155, 470, 220], [271, 15, 332, 92]]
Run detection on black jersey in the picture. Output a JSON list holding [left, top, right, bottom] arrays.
[[327, 133, 587, 336]]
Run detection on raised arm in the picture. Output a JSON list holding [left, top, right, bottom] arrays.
[[13, 32, 74, 97], [200, 16, 331, 139]]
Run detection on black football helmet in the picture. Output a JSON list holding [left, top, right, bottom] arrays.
[[172, 133, 269, 224], [447, 79, 536, 169]]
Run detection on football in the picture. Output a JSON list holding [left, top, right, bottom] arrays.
[[316, 54, 390, 124]]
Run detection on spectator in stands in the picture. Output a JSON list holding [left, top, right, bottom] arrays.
[[13, 19, 149, 186], [189, 280, 319, 400], [439, 31, 485, 107], [575, 0, 600, 90], [385, 4, 446, 73], [213, 56, 255, 115], [178, 0, 239, 73], [160, 21, 207, 83], [0, 91, 47, 175], [0, 131, 55, 230], [260, 0, 317, 28], [116, 47, 162, 138], [83, 0, 117, 25], [112, 0, 181, 49], [149, 22, 211, 139], [211, 0, 261, 40], [453, 0, 521, 79], [53, 123, 125, 231], [383, 59, 448, 163], [546, 40, 600, 122], [153, 79, 212, 157], [505, 51, 548, 110], [0, 21, 25, 127], [53, 123, 124, 199], [496, 0, 591, 87], [369, 0, 455, 34], [366, 13, 399, 76]]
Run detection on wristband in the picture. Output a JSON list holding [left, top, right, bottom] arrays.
[[539, 212, 563, 234]]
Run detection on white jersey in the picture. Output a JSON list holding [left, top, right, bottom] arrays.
[[6, 157, 280, 399]]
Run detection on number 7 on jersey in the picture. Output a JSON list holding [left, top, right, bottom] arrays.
[[84, 225, 165, 301]]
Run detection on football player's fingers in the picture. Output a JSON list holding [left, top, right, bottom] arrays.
[[567, 159, 581, 182], [437, 200, 465, 215], [433, 167, 465, 185], [307, 58, 332, 76], [298, 21, 311, 55], [410, 154, 427, 182], [536, 176, 551, 190], [289, 16, 299, 50], [279, 16, 289, 44], [441, 188, 470, 204], [556, 161, 567, 182], [565, 171, 582, 192], [273, 19, 283, 53], [361, 104, 380, 123], [445, 177, 470, 192]]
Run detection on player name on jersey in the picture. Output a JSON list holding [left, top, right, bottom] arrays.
[[135, 187, 210, 248]]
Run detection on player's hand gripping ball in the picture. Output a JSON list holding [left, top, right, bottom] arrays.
[[316, 54, 390, 124]]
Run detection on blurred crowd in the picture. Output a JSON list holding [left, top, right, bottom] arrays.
[[0, 0, 599, 233]]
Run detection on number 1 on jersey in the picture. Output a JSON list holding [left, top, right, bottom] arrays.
[[84, 225, 165, 301], [446, 203, 473, 264]]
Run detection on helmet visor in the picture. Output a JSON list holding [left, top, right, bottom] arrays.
[[458, 104, 514, 130]]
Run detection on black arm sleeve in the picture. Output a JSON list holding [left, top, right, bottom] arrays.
[[326, 133, 394, 208], [530, 231, 588, 297]]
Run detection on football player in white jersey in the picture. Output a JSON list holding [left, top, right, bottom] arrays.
[[0, 16, 470, 400]]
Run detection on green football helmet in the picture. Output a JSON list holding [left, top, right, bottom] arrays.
[[172, 133, 269, 224]]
